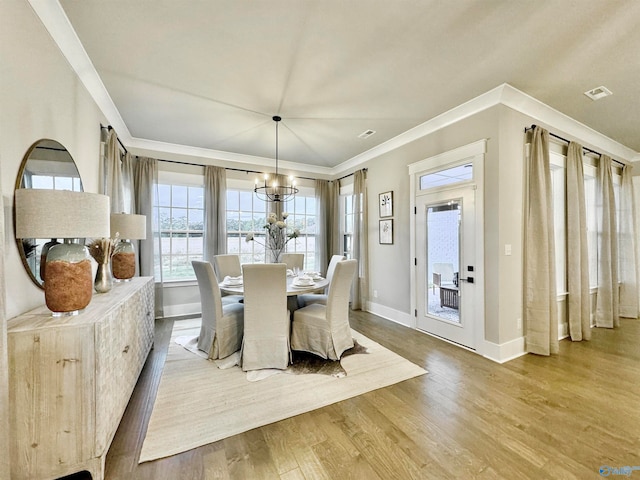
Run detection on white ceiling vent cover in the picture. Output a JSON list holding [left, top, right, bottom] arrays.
[[358, 129, 376, 139], [584, 86, 613, 101]]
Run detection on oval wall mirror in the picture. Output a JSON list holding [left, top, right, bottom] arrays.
[[14, 139, 83, 289]]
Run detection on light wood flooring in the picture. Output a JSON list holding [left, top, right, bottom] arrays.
[[69, 311, 640, 479]]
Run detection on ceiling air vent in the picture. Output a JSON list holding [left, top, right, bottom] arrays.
[[584, 86, 612, 101], [358, 129, 376, 139]]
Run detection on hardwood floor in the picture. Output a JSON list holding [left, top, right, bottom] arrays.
[[91, 312, 639, 479]]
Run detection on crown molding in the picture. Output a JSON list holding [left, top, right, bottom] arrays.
[[28, 0, 132, 143], [407, 139, 487, 176], [333, 83, 639, 175], [499, 84, 638, 162], [127, 137, 334, 177], [31, 2, 640, 175], [334, 85, 504, 175]]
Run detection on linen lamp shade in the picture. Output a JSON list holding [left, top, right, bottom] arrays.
[[110, 213, 147, 281], [14, 189, 110, 315], [15, 189, 110, 239], [110, 213, 146, 240]]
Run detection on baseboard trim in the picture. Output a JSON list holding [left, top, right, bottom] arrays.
[[365, 301, 414, 328], [163, 302, 201, 319], [366, 302, 529, 363], [483, 336, 526, 364]]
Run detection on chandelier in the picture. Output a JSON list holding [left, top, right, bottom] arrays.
[[254, 116, 298, 203]]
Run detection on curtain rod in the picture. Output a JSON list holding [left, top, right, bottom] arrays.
[[335, 168, 367, 182], [524, 125, 625, 167], [158, 159, 367, 182], [156, 157, 319, 182], [100, 124, 128, 154]]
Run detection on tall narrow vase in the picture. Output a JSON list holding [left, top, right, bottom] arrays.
[[94, 261, 113, 293]]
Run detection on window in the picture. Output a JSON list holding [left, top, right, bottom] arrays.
[[419, 163, 473, 190], [342, 194, 355, 259], [547, 146, 623, 294], [31, 174, 82, 191], [341, 184, 362, 260], [283, 195, 317, 271], [225, 188, 318, 271], [156, 183, 204, 281], [550, 152, 566, 293], [226, 189, 268, 264], [584, 165, 598, 287]]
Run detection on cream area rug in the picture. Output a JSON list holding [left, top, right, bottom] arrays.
[[139, 319, 427, 463]]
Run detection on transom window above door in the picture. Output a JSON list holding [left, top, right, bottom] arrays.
[[419, 163, 473, 190]]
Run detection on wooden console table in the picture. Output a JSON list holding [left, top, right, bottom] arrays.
[[8, 277, 154, 480]]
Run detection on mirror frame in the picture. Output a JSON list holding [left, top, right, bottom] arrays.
[[14, 139, 84, 289]]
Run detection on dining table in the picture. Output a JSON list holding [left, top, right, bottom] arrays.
[[219, 273, 329, 313]]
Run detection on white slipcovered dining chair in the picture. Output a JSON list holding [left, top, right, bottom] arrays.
[[281, 253, 304, 271], [291, 259, 357, 360], [212, 254, 244, 304], [192, 261, 244, 359], [297, 254, 346, 308], [240, 263, 291, 371]]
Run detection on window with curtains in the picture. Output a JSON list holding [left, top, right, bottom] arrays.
[[225, 188, 318, 270], [584, 165, 598, 287], [549, 148, 622, 292], [156, 182, 204, 281], [549, 154, 567, 293], [226, 189, 268, 264], [283, 195, 317, 271], [342, 194, 355, 259], [340, 188, 362, 260]]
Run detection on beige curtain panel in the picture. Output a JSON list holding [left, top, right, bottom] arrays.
[[565, 141, 591, 341], [524, 126, 559, 355], [618, 164, 638, 318], [315, 179, 336, 272], [103, 128, 125, 214], [121, 151, 135, 214], [351, 169, 369, 311], [134, 156, 164, 318], [595, 155, 619, 328], [204, 165, 227, 262]]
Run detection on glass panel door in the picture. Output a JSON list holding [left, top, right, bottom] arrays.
[[427, 201, 461, 324], [416, 185, 475, 349]]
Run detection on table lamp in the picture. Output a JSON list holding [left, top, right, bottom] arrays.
[[15, 189, 110, 316], [110, 213, 146, 281]]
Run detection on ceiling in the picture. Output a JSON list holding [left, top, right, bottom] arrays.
[[36, 0, 640, 172]]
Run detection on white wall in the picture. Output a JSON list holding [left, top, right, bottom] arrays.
[[2, 0, 107, 319], [363, 107, 502, 340], [0, 1, 110, 475]]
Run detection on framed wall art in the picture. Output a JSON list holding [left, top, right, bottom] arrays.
[[379, 191, 393, 218], [379, 219, 393, 244]]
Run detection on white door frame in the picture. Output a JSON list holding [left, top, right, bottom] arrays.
[[408, 139, 486, 356]]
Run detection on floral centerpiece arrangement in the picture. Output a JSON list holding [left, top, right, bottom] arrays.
[[245, 212, 300, 263]]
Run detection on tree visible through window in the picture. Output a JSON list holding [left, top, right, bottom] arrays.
[[226, 189, 317, 270], [226, 189, 268, 264]]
